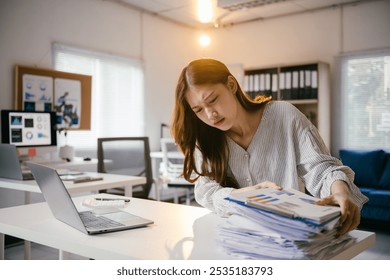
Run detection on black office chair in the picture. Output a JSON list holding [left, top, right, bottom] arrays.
[[97, 137, 154, 199]]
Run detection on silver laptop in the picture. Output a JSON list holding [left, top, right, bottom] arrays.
[[0, 144, 34, 180], [27, 162, 154, 235]]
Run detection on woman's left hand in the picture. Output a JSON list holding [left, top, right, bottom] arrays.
[[316, 192, 361, 236]]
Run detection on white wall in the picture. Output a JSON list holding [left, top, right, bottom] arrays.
[[204, 0, 390, 154], [206, 1, 390, 64], [0, 0, 200, 152], [0, 0, 141, 103], [0, 0, 199, 207], [141, 14, 201, 147], [1, 0, 389, 150]]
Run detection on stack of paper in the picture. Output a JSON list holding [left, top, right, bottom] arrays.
[[228, 188, 341, 225], [217, 189, 356, 260]]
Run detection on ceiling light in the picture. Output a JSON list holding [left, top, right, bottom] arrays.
[[198, 34, 211, 47], [218, 0, 289, 12], [197, 0, 213, 23]]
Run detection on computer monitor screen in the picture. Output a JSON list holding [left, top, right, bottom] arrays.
[[1, 110, 57, 148]]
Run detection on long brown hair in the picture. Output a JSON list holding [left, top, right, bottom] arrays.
[[171, 58, 270, 187]]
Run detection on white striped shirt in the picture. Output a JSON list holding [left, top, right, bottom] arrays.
[[194, 101, 368, 216]]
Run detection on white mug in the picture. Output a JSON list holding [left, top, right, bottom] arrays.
[[59, 145, 75, 161]]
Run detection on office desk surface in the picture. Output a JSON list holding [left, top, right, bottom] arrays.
[[150, 151, 184, 159], [0, 173, 145, 195], [0, 194, 375, 260], [30, 157, 99, 169]]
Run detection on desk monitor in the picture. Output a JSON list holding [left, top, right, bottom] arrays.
[[1, 110, 58, 156]]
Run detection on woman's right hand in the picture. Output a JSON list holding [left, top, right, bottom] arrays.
[[232, 181, 282, 194]]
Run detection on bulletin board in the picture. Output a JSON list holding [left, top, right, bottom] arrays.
[[15, 65, 92, 130]]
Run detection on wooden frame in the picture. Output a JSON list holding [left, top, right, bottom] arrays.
[[15, 65, 92, 130]]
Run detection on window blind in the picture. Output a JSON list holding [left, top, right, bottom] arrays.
[[340, 49, 390, 150], [52, 43, 144, 148]]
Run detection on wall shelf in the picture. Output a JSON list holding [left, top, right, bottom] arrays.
[[244, 62, 330, 148]]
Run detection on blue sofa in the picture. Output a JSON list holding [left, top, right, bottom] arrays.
[[339, 149, 390, 224]]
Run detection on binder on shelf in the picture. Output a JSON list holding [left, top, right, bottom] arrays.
[[280, 66, 300, 100], [284, 71, 292, 100], [304, 69, 312, 99], [279, 72, 285, 100], [292, 70, 299, 100], [244, 64, 321, 101], [243, 62, 329, 148], [252, 74, 260, 92], [311, 69, 318, 99], [265, 73, 271, 97], [244, 71, 253, 99], [244, 68, 278, 100], [253, 74, 259, 99], [271, 73, 278, 100], [246, 74, 251, 99], [299, 69, 305, 100], [259, 73, 265, 95]]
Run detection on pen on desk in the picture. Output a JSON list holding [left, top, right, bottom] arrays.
[[95, 198, 131, 202], [73, 177, 103, 183]]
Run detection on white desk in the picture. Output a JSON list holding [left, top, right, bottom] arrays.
[[150, 151, 184, 159], [0, 172, 145, 199], [23, 157, 113, 173], [0, 174, 145, 259], [31, 156, 99, 169], [0, 194, 375, 260], [2, 157, 116, 205]]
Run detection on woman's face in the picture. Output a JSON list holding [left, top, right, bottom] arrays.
[[185, 77, 238, 131]]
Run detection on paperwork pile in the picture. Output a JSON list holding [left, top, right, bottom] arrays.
[[217, 189, 356, 259], [229, 188, 341, 224]]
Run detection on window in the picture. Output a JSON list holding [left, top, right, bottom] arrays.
[[339, 49, 390, 150], [52, 43, 144, 148]]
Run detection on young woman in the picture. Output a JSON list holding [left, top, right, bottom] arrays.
[[171, 58, 367, 236]]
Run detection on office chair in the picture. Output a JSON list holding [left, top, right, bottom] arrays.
[[97, 137, 154, 199], [160, 123, 170, 139], [158, 138, 194, 205]]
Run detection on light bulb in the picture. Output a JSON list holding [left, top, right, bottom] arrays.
[[198, 34, 211, 47], [197, 0, 213, 23]]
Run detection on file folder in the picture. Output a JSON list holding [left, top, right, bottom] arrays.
[[292, 71, 299, 100]]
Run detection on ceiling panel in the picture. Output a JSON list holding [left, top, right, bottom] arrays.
[[112, 0, 369, 28], [121, 0, 170, 12], [221, 1, 303, 23]]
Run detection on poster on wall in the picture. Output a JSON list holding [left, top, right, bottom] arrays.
[[22, 74, 54, 112], [54, 78, 82, 129], [16, 65, 92, 130]]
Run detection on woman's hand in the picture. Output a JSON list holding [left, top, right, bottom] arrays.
[[232, 181, 282, 194], [316, 180, 361, 236]]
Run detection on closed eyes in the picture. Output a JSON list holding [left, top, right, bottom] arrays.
[[192, 95, 218, 114]]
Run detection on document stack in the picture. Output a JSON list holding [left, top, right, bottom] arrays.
[[217, 188, 356, 260]]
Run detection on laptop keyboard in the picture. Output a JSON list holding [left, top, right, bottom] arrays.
[[79, 211, 125, 230]]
